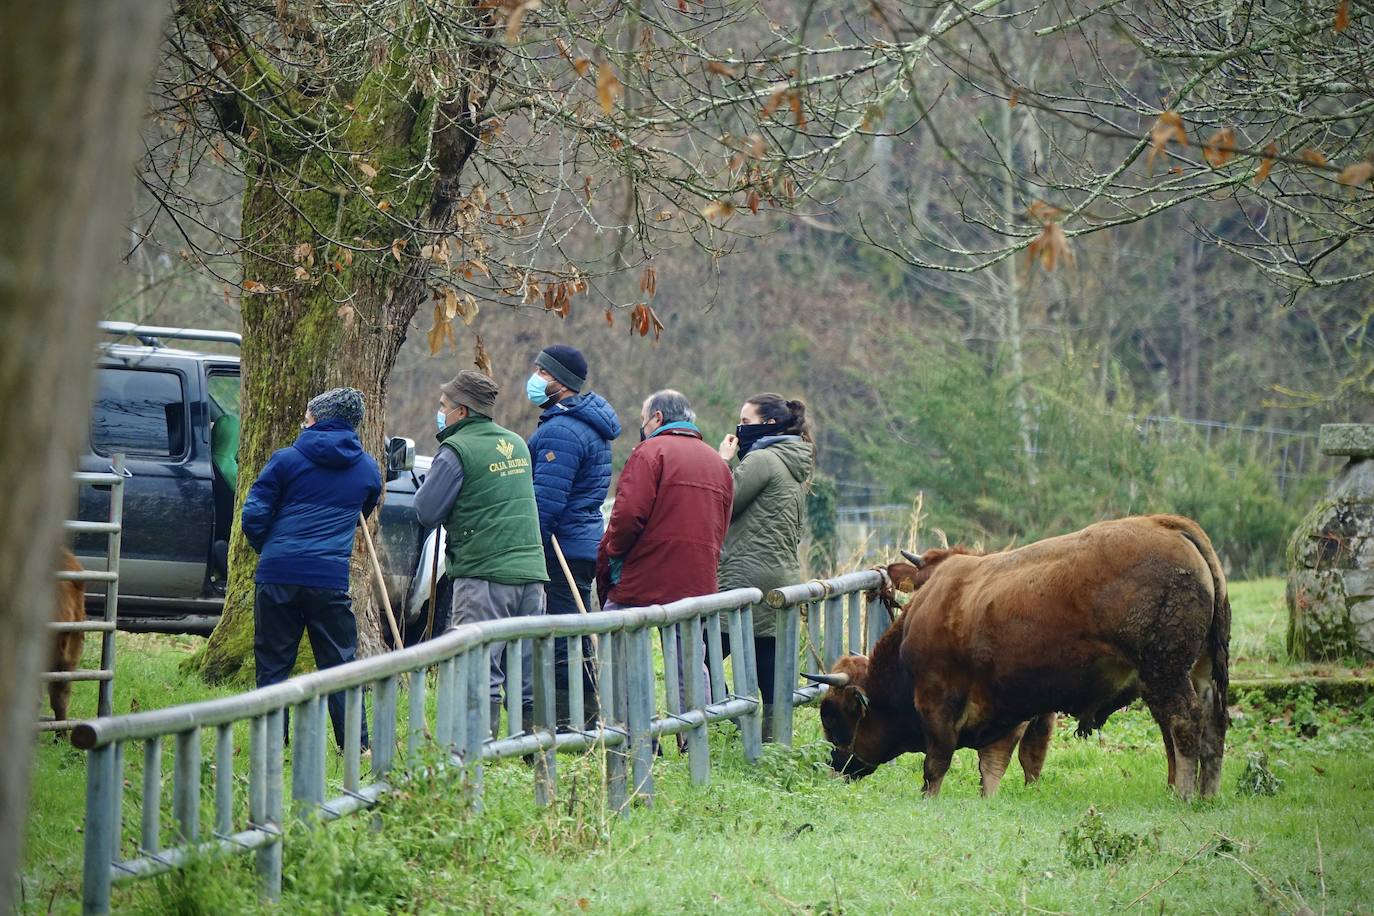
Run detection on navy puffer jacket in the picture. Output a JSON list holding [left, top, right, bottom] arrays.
[[242, 420, 382, 590], [527, 392, 622, 561]]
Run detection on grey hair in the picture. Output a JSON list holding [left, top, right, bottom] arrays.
[[644, 389, 695, 424]]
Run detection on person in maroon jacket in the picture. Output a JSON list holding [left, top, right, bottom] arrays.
[[596, 389, 733, 610]]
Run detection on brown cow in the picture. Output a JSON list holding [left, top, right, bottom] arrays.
[[810, 515, 1230, 799], [49, 548, 87, 723]]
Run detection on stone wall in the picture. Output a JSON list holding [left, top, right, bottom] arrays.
[[1287, 424, 1374, 659]]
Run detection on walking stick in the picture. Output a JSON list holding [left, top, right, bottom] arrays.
[[359, 514, 405, 650], [549, 534, 596, 651], [421, 526, 441, 642]]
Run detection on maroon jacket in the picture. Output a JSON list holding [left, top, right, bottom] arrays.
[[596, 426, 733, 607]]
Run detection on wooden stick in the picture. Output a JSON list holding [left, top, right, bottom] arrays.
[[550, 534, 597, 653], [359, 515, 404, 650]]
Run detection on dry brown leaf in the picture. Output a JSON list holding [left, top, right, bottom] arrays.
[[474, 335, 494, 377], [357, 160, 378, 180], [788, 91, 806, 127], [1302, 148, 1329, 167], [336, 304, 356, 330], [1254, 142, 1278, 184], [504, 0, 540, 43], [747, 189, 761, 215], [242, 279, 268, 294], [605, 308, 615, 327], [391, 238, 405, 262], [426, 302, 455, 356], [701, 200, 734, 221], [292, 241, 315, 265], [1027, 222, 1074, 273], [677, 0, 687, 10], [1338, 161, 1374, 187], [761, 86, 788, 119], [1026, 199, 1063, 225], [630, 303, 650, 337], [293, 265, 311, 281], [705, 60, 737, 78], [1008, 90, 1019, 108], [572, 57, 590, 77], [1202, 127, 1236, 168], [597, 63, 622, 115], [377, 200, 392, 212], [342, 249, 354, 267], [1146, 111, 1188, 173], [640, 266, 657, 297], [1336, 0, 1350, 31]]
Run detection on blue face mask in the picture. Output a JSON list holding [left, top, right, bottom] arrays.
[[525, 372, 551, 406], [436, 408, 448, 433]]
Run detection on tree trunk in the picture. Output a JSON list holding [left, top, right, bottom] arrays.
[[0, 1, 164, 904], [187, 169, 419, 684], [175, 17, 494, 681]]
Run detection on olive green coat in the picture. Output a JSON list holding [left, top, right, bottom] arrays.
[[717, 436, 814, 636]]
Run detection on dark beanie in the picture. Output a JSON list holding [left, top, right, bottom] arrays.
[[535, 344, 587, 392]]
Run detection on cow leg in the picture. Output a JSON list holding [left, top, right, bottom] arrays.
[[1191, 660, 1225, 798], [1018, 713, 1055, 784], [49, 680, 71, 724], [977, 725, 1025, 798], [1143, 680, 1202, 800], [921, 742, 955, 798]]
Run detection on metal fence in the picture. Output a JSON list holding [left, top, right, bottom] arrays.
[[71, 569, 885, 914], [40, 455, 126, 729]]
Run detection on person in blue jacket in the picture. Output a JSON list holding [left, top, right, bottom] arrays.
[[524, 345, 621, 726], [242, 387, 382, 750]]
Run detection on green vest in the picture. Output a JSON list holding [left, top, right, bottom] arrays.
[[438, 416, 548, 584]]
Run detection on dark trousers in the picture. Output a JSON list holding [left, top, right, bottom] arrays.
[[721, 631, 776, 706], [544, 554, 599, 721], [255, 583, 369, 749]]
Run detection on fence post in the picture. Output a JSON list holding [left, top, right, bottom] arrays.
[[140, 737, 160, 855], [774, 603, 800, 746], [292, 700, 320, 820], [846, 593, 861, 656], [407, 668, 426, 763], [505, 636, 523, 738], [705, 615, 726, 702], [465, 649, 486, 811], [569, 628, 586, 731], [601, 631, 626, 814], [684, 615, 710, 784], [374, 676, 397, 777], [450, 654, 468, 759], [172, 729, 200, 842], [81, 744, 115, 915], [627, 627, 654, 807], [824, 596, 843, 670], [435, 658, 455, 750], [865, 591, 887, 652], [215, 724, 233, 837], [532, 634, 557, 806], [98, 453, 124, 718], [729, 607, 762, 762], [738, 605, 764, 756], [262, 707, 284, 901], [344, 685, 363, 794]]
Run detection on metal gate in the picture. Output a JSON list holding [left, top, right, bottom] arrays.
[[38, 454, 125, 730]]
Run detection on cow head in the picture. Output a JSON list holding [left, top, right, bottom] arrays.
[[869, 547, 976, 614], [806, 655, 912, 779]]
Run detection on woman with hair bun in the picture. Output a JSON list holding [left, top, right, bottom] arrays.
[[716, 393, 815, 740]]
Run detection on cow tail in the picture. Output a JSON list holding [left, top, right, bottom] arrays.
[[1174, 521, 1230, 726]]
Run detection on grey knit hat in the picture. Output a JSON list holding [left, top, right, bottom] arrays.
[[535, 344, 587, 392], [306, 387, 365, 429], [440, 370, 498, 417]]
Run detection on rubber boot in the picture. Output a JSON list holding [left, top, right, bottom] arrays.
[[761, 704, 775, 744]]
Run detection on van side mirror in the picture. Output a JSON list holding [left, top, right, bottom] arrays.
[[385, 436, 415, 482]]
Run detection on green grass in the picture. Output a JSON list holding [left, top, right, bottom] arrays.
[[18, 584, 1374, 914]]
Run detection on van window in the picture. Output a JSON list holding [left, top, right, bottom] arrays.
[[91, 368, 187, 458]]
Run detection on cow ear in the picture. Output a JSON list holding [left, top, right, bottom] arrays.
[[841, 685, 869, 716]]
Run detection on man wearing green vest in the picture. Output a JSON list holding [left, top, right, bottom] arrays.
[[414, 370, 548, 735]]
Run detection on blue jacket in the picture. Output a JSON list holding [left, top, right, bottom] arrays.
[[527, 392, 621, 561], [242, 420, 383, 590]]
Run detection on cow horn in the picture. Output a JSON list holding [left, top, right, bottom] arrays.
[[900, 549, 925, 568], [801, 671, 851, 687]]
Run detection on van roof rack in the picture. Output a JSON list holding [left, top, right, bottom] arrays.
[[99, 321, 241, 349]]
